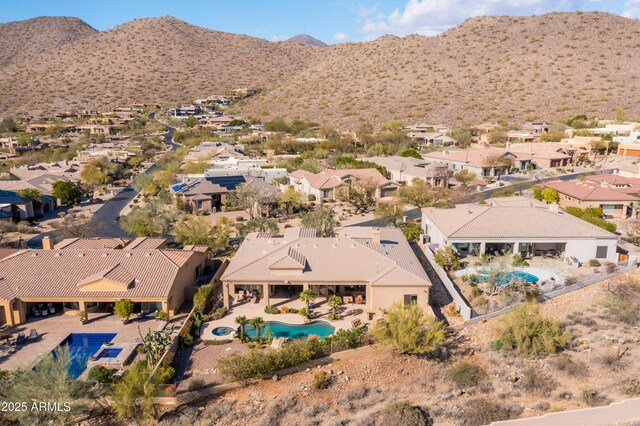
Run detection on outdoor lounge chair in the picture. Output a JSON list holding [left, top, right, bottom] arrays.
[[14, 333, 25, 346], [27, 329, 38, 343], [351, 318, 362, 328], [32, 307, 41, 317]]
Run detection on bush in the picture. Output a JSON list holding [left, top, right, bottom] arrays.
[[312, 371, 329, 390], [379, 401, 430, 426], [264, 306, 280, 315], [154, 365, 175, 384], [433, 246, 460, 271], [552, 354, 589, 377], [580, 387, 605, 406], [372, 302, 446, 354], [491, 303, 569, 356], [193, 285, 214, 313], [588, 259, 601, 267], [235, 216, 244, 222], [114, 299, 135, 322], [460, 398, 516, 425], [111, 361, 156, 421], [512, 253, 529, 267], [447, 359, 486, 388], [623, 378, 640, 395], [156, 310, 169, 321], [88, 365, 113, 383], [217, 339, 325, 381], [518, 366, 557, 396], [181, 334, 194, 347], [211, 306, 228, 320], [330, 327, 365, 349], [599, 277, 640, 325], [307, 194, 316, 202]]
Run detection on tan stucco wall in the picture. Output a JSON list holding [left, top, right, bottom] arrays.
[[368, 285, 430, 310]]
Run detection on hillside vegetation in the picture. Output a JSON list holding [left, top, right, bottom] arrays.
[[2, 12, 640, 128]]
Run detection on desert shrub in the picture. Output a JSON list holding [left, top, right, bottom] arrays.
[[447, 359, 486, 388], [330, 327, 364, 349], [491, 303, 569, 356], [235, 216, 244, 222], [598, 349, 625, 370], [460, 398, 517, 425], [312, 371, 329, 389], [518, 366, 557, 396], [217, 339, 324, 381], [372, 302, 446, 355], [156, 310, 169, 321], [443, 302, 461, 317], [181, 334, 194, 347], [111, 361, 156, 421], [307, 194, 316, 202], [599, 277, 640, 325], [580, 387, 606, 406], [338, 387, 369, 410], [511, 254, 529, 267], [212, 306, 229, 320], [552, 354, 589, 377], [261, 395, 298, 425], [87, 365, 113, 384], [433, 245, 460, 270], [378, 401, 430, 426], [588, 259, 601, 267], [622, 378, 640, 395]]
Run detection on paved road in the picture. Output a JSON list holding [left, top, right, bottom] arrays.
[[27, 121, 176, 248]]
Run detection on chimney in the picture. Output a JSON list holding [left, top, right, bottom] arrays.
[[549, 203, 559, 213], [372, 228, 381, 244], [42, 236, 54, 250]]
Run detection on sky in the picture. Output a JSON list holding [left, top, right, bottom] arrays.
[[1, 0, 636, 43]]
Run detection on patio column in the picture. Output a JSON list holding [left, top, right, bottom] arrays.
[[162, 301, 171, 320], [223, 282, 230, 309], [262, 283, 270, 306], [512, 242, 520, 255], [479, 242, 486, 254], [303, 283, 309, 292], [79, 301, 88, 321]]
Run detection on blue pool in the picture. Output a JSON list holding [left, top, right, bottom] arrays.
[[212, 326, 235, 336], [54, 333, 117, 378], [96, 347, 123, 360], [474, 270, 539, 286], [243, 321, 335, 340]]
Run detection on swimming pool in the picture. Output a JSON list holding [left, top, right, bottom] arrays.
[[211, 326, 235, 337], [54, 333, 117, 378], [243, 321, 335, 340], [95, 347, 123, 360], [474, 270, 539, 286]]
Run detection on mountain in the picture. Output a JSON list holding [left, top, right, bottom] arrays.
[[0, 16, 97, 66], [241, 12, 640, 128], [0, 16, 319, 116], [286, 34, 327, 46], [1, 12, 640, 128]]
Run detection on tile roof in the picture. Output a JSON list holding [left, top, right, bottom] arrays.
[[289, 168, 392, 190], [0, 249, 200, 302], [125, 237, 167, 250], [423, 148, 517, 168], [541, 180, 640, 202], [55, 238, 130, 250], [222, 227, 430, 287], [363, 156, 449, 179], [423, 200, 617, 240]]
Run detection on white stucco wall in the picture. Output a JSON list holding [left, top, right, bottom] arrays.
[[565, 238, 618, 263]]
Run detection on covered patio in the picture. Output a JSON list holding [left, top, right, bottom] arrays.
[[452, 241, 567, 259]]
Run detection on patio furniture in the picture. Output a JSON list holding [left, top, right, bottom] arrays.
[[355, 295, 364, 304], [32, 307, 41, 317], [47, 303, 55, 314], [41, 309, 48, 317], [14, 333, 25, 346], [27, 329, 38, 343], [351, 318, 362, 328], [343, 295, 354, 304]]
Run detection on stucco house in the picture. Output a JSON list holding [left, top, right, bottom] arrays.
[[422, 198, 619, 263], [220, 227, 432, 312], [423, 148, 531, 177], [541, 177, 640, 220], [288, 168, 399, 201], [0, 237, 208, 327], [363, 156, 450, 187]]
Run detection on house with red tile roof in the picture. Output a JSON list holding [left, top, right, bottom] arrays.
[[541, 176, 640, 219], [288, 168, 399, 201]]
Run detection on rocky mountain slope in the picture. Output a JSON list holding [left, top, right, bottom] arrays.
[[0, 16, 97, 67], [1, 12, 640, 128], [286, 34, 327, 46]]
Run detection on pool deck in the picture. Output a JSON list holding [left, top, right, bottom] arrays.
[[201, 297, 375, 341], [0, 310, 187, 372]]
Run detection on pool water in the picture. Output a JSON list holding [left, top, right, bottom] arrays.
[[54, 333, 117, 378], [474, 270, 539, 286], [212, 326, 234, 336], [243, 321, 335, 340], [96, 347, 123, 360]]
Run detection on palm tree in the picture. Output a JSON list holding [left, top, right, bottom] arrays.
[[235, 315, 249, 343], [327, 295, 342, 320], [299, 288, 316, 312], [249, 317, 266, 342]]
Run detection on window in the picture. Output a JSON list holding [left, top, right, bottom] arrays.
[[596, 246, 608, 259], [404, 295, 418, 305], [601, 205, 616, 211]]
